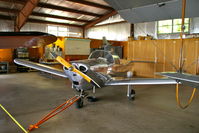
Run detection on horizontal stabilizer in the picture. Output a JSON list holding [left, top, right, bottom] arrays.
[[158, 72, 199, 84], [14, 59, 67, 78], [106, 78, 177, 86], [158, 72, 199, 88]]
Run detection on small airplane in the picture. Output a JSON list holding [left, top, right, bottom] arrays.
[[0, 0, 198, 131], [0, 31, 198, 109], [0, 31, 199, 131]]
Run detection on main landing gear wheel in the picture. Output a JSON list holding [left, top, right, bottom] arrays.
[[76, 98, 84, 109], [128, 89, 135, 100]]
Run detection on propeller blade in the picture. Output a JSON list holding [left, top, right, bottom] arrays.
[[0, 32, 57, 49], [50, 52, 101, 88]]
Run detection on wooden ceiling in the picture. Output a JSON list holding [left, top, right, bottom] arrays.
[[0, 0, 117, 31]]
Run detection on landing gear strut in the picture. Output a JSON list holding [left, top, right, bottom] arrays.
[[75, 86, 98, 108], [87, 86, 98, 102], [127, 85, 135, 100], [75, 90, 86, 109]]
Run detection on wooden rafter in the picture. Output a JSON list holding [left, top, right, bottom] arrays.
[[65, 0, 113, 10], [15, 0, 40, 31], [84, 10, 117, 29]]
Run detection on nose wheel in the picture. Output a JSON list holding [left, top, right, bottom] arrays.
[[127, 85, 135, 100], [75, 90, 86, 109], [76, 97, 84, 108], [75, 86, 99, 108]]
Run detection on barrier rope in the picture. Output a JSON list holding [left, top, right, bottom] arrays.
[[28, 95, 80, 131], [0, 104, 29, 133], [176, 83, 196, 109]]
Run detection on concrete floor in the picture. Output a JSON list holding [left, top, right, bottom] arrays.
[[0, 72, 199, 133]]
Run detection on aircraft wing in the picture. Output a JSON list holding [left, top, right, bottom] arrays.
[[14, 59, 67, 78], [104, 0, 199, 23], [105, 78, 177, 86]]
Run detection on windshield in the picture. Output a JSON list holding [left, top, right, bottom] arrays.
[[89, 50, 120, 64]]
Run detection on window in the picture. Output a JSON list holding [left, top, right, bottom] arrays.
[[48, 26, 58, 36], [47, 26, 68, 36], [47, 25, 82, 37], [58, 27, 68, 36], [158, 18, 190, 34]]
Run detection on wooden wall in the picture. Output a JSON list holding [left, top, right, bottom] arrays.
[[127, 38, 199, 77], [0, 49, 13, 62], [0, 48, 43, 63], [28, 47, 44, 61], [90, 39, 128, 59]]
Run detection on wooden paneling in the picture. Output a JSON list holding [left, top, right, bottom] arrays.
[[28, 47, 44, 61], [197, 39, 199, 74], [0, 49, 13, 62], [128, 40, 156, 77], [127, 38, 199, 77], [90, 39, 128, 58]]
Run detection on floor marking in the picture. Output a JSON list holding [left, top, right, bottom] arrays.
[[0, 104, 29, 133]]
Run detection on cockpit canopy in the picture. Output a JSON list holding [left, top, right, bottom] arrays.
[[89, 50, 120, 64]]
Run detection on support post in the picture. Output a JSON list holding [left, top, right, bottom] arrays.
[[130, 24, 134, 38], [179, 0, 186, 72]]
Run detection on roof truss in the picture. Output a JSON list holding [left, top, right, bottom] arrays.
[[0, 0, 117, 30]]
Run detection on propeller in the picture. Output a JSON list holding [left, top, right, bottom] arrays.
[[50, 52, 101, 88]]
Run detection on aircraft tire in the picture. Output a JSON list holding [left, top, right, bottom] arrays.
[[76, 98, 84, 109], [128, 89, 135, 100]]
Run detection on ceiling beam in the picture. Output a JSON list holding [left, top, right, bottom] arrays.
[[0, 14, 82, 28], [93, 21, 127, 27], [0, 14, 12, 20], [84, 10, 117, 29], [0, 0, 25, 4], [65, 0, 114, 10], [0, 7, 90, 23], [31, 12, 90, 23], [37, 2, 102, 17], [28, 18, 82, 28], [0, 7, 18, 13], [15, 0, 40, 31], [0, 0, 103, 17]]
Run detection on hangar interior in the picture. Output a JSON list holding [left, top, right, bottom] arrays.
[[0, 0, 199, 133]]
